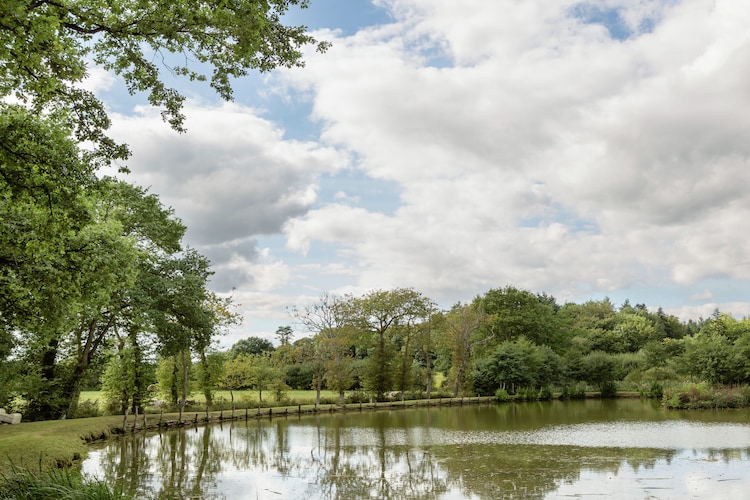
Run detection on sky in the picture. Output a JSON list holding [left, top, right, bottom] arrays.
[[88, 0, 750, 348]]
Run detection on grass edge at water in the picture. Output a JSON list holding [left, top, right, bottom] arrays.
[[0, 463, 128, 500]]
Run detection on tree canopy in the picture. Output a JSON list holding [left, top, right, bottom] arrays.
[[0, 0, 329, 162]]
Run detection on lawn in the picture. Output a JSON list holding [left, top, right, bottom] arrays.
[[80, 389, 345, 410]]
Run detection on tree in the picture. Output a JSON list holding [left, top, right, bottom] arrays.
[[275, 326, 294, 346], [230, 337, 275, 358], [196, 351, 226, 408], [246, 353, 282, 402], [0, 106, 107, 419], [414, 311, 441, 399], [352, 289, 432, 401], [156, 354, 194, 408], [285, 336, 324, 399], [581, 351, 620, 396], [0, 107, 238, 420], [1, 0, 330, 161], [614, 314, 658, 353], [221, 354, 254, 405], [441, 303, 486, 398], [473, 337, 540, 395], [393, 296, 435, 401], [481, 286, 563, 350], [680, 332, 738, 385], [293, 293, 356, 405]]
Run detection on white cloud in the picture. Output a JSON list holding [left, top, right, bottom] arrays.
[[80, 64, 117, 93], [108, 101, 349, 292], [278, 0, 750, 314], [97, 0, 750, 337]]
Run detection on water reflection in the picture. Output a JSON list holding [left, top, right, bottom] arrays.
[[83, 400, 750, 499]]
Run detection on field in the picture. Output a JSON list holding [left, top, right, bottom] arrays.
[[80, 389, 350, 410]]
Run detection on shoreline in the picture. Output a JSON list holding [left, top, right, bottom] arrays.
[[0, 396, 495, 471]]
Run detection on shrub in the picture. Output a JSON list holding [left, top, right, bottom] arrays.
[[514, 388, 536, 401], [538, 386, 553, 400], [346, 391, 368, 404], [73, 399, 102, 419], [559, 384, 587, 400], [495, 388, 510, 402], [599, 381, 618, 398], [646, 382, 663, 400], [660, 382, 750, 409]]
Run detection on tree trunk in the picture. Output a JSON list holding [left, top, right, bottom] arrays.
[[200, 351, 213, 407], [180, 349, 189, 413], [130, 331, 144, 414], [314, 374, 322, 408], [37, 337, 61, 419]]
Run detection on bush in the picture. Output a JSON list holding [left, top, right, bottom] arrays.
[[559, 384, 587, 400], [72, 399, 102, 419], [644, 382, 664, 399], [495, 388, 510, 402], [599, 381, 618, 398], [513, 388, 535, 401], [346, 391, 368, 404], [538, 386, 553, 400], [661, 383, 750, 409]]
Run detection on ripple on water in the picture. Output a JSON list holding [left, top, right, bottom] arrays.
[[427, 421, 750, 450]]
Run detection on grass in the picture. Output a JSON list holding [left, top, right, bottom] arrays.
[[0, 465, 128, 500], [79, 389, 349, 412], [0, 414, 123, 470]]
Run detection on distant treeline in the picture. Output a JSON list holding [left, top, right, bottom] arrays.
[[9, 280, 749, 421]]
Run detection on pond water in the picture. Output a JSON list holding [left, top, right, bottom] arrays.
[[82, 399, 750, 499]]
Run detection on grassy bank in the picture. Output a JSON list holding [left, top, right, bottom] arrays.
[[0, 415, 123, 470]]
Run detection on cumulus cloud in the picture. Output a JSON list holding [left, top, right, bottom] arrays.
[[99, 0, 750, 337], [278, 0, 750, 313], [108, 101, 349, 292]]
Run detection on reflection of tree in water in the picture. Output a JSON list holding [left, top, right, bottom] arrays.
[[94, 433, 153, 495], [96, 426, 231, 498], [152, 426, 228, 497], [430, 444, 678, 499], [226, 418, 294, 477], [303, 415, 449, 499], [704, 448, 750, 463]]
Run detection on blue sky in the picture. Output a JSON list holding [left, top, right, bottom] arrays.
[[92, 0, 750, 346]]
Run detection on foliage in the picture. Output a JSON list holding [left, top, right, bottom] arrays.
[[440, 303, 485, 397], [349, 288, 433, 400], [229, 337, 275, 358], [275, 326, 294, 346], [235, 352, 283, 402], [580, 351, 619, 394], [494, 388, 510, 402], [196, 351, 226, 407], [644, 382, 664, 400], [0, 0, 329, 161], [538, 386, 553, 400], [481, 286, 564, 349], [155, 355, 194, 407], [0, 466, 129, 500], [559, 384, 587, 400], [663, 383, 750, 409]]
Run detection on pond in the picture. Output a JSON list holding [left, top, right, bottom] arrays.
[[82, 399, 750, 499]]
